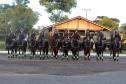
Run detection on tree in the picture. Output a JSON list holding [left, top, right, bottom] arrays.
[[119, 23, 126, 32], [93, 16, 120, 29], [0, 0, 39, 35], [8, 5, 39, 33], [49, 13, 68, 23], [15, 0, 30, 6], [0, 4, 13, 35], [39, 0, 77, 22]]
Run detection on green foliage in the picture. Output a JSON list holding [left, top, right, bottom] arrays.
[[94, 16, 120, 29], [119, 23, 126, 32], [0, 41, 5, 49], [0, 3, 39, 35], [15, 0, 30, 6], [49, 13, 68, 23], [39, 0, 77, 22], [8, 5, 39, 33]]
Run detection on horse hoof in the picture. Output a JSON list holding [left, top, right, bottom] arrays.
[[84, 57, 87, 60], [88, 57, 90, 60], [66, 56, 69, 60], [72, 56, 74, 60], [113, 58, 116, 61], [43, 56, 45, 60], [61, 56, 64, 60], [40, 57, 42, 60], [116, 57, 119, 61]]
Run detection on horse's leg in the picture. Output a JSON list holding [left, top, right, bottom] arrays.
[[51, 48, 53, 56], [39, 49, 43, 60], [14, 48, 17, 58], [66, 50, 69, 60], [30, 50, 33, 59], [19, 48, 21, 55], [72, 49, 75, 60], [46, 48, 49, 59], [8, 49, 9, 54], [87, 49, 91, 60], [116, 50, 119, 61], [40, 49, 41, 55], [54, 49, 58, 59], [113, 51, 116, 61], [96, 52, 99, 61], [75, 49, 79, 60], [33, 50, 36, 59], [42, 49, 46, 60], [11, 49, 14, 58], [54, 49, 56, 59], [88, 52, 90, 60], [22, 48, 26, 59], [84, 49, 87, 60], [7, 49, 11, 58], [101, 51, 104, 61]]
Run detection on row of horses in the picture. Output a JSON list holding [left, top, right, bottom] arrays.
[[6, 35, 122, 61]]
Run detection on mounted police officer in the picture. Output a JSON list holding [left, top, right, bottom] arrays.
[[71, 29, 80, 40], [98, 31, 104, 42], [115, 31, 121, 42], [111, 30, 121, 42], [31, 30, 36, 40], [9, 31, 16, 40], [53, 29, 60, 41], [86, 30, 91, 38], [38, 30, 45, 40], [63, 29, 69, 40], [19, 30, 25, 45]]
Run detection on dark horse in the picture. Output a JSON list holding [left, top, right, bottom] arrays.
[[110, 39, 122, 61], [95, 39, 106, 61], [5, 34, 13, 55], [61, 38, 70, 60], [18, 39, 27, 58], [28, 36, 37, 59], [37, 38, 49, 60], [6, 34, 18, 58], [43, 39, 49, 59], [18, 35, 27, 58], [37, 37, 44, 57], [71, 39, 80, 60], [83, 37, 94, 60], [49, 38, 59, 59]]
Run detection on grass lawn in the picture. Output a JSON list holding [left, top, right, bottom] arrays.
[[0, 41, 5, 50]]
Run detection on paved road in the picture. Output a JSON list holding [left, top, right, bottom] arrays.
[[0, 51, 126, 84], [0, 71, 126, 84]]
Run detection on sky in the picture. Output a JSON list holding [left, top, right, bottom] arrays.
[[0, 0, 126, 28]]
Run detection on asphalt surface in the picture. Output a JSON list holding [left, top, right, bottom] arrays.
[[0, 51, 126, 84], [0, 71, 126, 84]]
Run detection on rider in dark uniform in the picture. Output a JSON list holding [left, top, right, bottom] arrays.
[[63, 29, 69, 39], [86, 30, 90, 38], [9, 31, 16, 40], [53, 29, 60, 41], [72, 29, 80, 40], [39, 31, 45, 40], [115, 31, 121, 42], [31, 30, 36, 40], [97, 30, 104, 41], [19, 31, 25, 44]]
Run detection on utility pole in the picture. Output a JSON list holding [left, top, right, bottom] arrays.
[[82, 8, 91, 36]]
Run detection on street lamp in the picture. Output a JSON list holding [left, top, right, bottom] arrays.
[[82, 8, 91, 36]]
